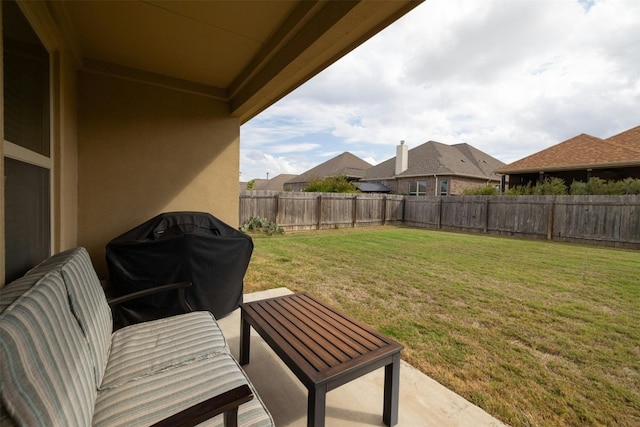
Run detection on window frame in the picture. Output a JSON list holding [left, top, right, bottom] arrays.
[[3, 0, 55, 282], [439, 179, 449, 196], [409, 180, 427, 196]]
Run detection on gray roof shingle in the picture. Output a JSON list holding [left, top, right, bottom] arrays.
[[286, 152, 373, 184], [363, 141, 505, 180]]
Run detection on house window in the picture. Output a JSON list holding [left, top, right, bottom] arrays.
[[440, 180, 449, 196], [409, 180, 427, 196], [3, 0, 51, 283]]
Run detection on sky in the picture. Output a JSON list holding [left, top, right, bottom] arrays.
[[239, 0, 640, 181]]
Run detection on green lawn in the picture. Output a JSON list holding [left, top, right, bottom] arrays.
[[243, 226, 640, 427]]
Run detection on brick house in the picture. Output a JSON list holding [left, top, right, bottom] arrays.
[[360, 141, 505, 195]]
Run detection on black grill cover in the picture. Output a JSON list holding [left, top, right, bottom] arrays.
[[106, 212, 253, 326]]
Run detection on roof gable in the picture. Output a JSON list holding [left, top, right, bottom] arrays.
[[287, 152, 372, 184], [253, 174, 297, 191]]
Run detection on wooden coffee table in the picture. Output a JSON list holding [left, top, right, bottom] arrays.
[[240, 292, 403, 427]]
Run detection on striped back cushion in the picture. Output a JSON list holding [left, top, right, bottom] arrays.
[[1, 274, 43, 313], [0, 271, 96, 426], [0, 251, 69, 312], [28, 247, 113, 385]]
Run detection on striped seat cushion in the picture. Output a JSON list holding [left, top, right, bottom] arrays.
[[93, 353, 274, 427], [0, 271, 96, 426], [100, 311, 228, 390], [28, 247, 113, 385]]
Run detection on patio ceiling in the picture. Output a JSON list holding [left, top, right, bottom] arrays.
[[52, 0, 423, 124]]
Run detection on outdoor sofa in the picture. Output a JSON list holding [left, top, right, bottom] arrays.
[[0, 247, 274, 427]]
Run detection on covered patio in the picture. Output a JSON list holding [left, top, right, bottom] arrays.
[[219, 288, 507, 427], [2, 0, 425, 283]]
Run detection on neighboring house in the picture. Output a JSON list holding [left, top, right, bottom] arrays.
[[360, 141, 505, 195], [496, 125, 640, 189], [240, 174, 297, 191], [284, 152, 373, 191]]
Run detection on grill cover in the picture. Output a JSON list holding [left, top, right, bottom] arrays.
[[106, 212, 253, 326]]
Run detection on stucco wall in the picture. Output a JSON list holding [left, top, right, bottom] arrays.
[[53, 49, 79, 253], [78, 73, 240, 278]]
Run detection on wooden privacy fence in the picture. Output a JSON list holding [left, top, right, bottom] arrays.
[[240, 191, 640, 249], [240, 191, 404, 231]]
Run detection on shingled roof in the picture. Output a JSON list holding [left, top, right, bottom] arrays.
[[607, 125, 640, 152], [242, 174, 298, 191], [286, 152, 373, 185], [496, 125, 640, 174], [362, 141, 505, 180]]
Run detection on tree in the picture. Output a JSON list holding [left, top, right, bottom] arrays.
[[304, 175, 357, 193]]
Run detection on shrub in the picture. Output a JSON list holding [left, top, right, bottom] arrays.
[[569, 177, 640, 195], [507, 178, 567, 195], [462, 185, 499, 195], [509, 177, 640, 195], [240, 217, 284, 236], [621, 177, 640, 194], [304, 175, 357, 193], [535, 177, 567, 195]]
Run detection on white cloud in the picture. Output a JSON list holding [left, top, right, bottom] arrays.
[[240, 0, 640, 180]]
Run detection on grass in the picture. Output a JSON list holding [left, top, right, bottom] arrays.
[[243, 226, 640, 427]]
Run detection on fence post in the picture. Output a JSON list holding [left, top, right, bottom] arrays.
[[382, 196, 387, 225], [274, 194, 279, 224], [317, 195, 322, 230], [352, 195, 357, 228], [547, 199, 555, 240], [401, 197, 406, 224], [437, 198, 443, 229], [484, 198, 490, 233]]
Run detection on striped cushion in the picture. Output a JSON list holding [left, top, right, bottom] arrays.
[[101, 311, 228, 390], [0, 274, 43, 313], [0, 272, 96, 426], [0, 250, 71, 312], [29, 247, 113, 385], [93, 353, 274, 427]]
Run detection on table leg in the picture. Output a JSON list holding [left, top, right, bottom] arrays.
[[308, 385, 326, 427], [239, 309, 251, 365], [383, 352, 400, 426]]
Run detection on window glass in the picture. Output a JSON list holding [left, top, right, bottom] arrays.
[[4, 158, 51, 282], [3, 0, 50, 156], [440, 180, 449, 196], [410, 180, 427, 196], [3, 0, 51, 283]]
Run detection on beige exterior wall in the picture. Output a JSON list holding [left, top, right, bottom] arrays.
[[78, 72, 240, 277], [53, 49, 80, 252]]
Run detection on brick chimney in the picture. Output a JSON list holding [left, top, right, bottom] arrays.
[[395, 140, 408, 175]]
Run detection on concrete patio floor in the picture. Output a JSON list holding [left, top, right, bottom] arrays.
[[217, 288, 509, 427]]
